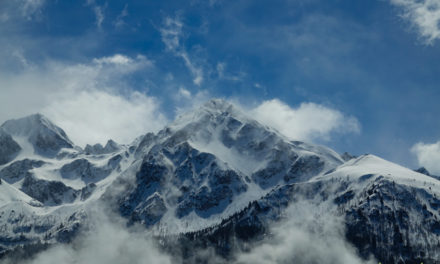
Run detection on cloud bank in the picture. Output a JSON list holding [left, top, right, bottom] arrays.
[[251, 99, 360, 142], [390, 0, 440, 44], [1, 200, 373, 264], [43, 90, 165, 148], [236, 201, 375, 264], [1, 207, 172, 264], [411, 140, 440, 175], [0, 54, 167, 147]]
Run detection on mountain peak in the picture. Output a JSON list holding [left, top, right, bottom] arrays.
[[0, 113, 74, 157], [1, 113, 57, 136], [170, 99, 248, 131], [84, 139, 120, 155], [415, 167, 430, 176], [201, 98, 234, 112]]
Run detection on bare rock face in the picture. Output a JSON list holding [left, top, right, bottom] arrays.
[[60, 158, 112, 184], [0, 130, 21, 165], [21, 175, 78, 206], [84, 139, 120, 155], [0, 159, 45, 184]]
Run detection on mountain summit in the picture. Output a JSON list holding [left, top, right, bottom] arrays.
[[0, 100, 439, 263], [0, 113, 74, 157], [119, 99, 344, 233]]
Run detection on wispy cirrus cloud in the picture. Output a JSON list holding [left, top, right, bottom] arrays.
[[114, 4, 128, 29], [0, 0, 46, 22], [159, 16, 204, 86], [391, 0, 440, 44], [20, 0, 45, 20], [86, 0, 105, 29], [216, 62, 245, 82]]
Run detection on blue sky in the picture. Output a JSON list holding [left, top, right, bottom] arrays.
[[1, 0, 440, 172]]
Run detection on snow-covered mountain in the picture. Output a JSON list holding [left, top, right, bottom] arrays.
[[0, 99, 439, 263]]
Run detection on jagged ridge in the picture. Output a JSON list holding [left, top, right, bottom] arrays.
[[0, 100, 439, 264]]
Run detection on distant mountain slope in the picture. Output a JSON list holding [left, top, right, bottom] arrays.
[[1, 114, 74, 158]]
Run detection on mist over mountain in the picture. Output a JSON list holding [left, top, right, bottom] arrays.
[[0, 99, 439, 264]]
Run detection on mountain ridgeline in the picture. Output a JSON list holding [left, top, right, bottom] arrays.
[[0, 99, 439, 263]]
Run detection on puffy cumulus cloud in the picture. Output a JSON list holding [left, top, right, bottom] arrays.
[[43, 90, 166, 147], [390, 0, 440, 44], [0, 54, 167, 147], [251, 99, 360, 142], [235, 201, 375, 264], [411, 141, 440, 175]]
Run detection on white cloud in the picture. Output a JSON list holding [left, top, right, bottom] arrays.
[[43, 90, 166, 147], [235, 201, 375, 264], [92, 54, 152, 74], [86, 0, 105, 29], [0, 0, 45, 22], [160, 17, 184, 51], [390, 0, 440, 44], [2, 207, 172, 264], [173, 89, 211, 116], [217, 62, 226, 78], [159, 16, 204, 86], [93, 54, 133, 65], [94, 6, 104, 29], [0, 197, 375, 264], [114, 4, 128, 29], [216, 62, 245, 81], [411, 141, 440, 175], [180, 52, 204, 86], [20, 0, 45, 20], [251, 99, 360, 142], [177, 87, 192, 100], [0, 54, 167, 147]]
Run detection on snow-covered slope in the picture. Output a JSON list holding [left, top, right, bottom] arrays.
[[0, 114, 74, 158], [0, 180, 41, 207], [113, 99, 345, 234], [322, 155, 440, 262], [0, 99, 439, 263], [315, 154, 440, 195], [0, 113, 133, 256]]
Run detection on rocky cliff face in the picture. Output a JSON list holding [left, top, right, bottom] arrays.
[[0, 100, 439, 263], [0, 130, 21, 166]]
